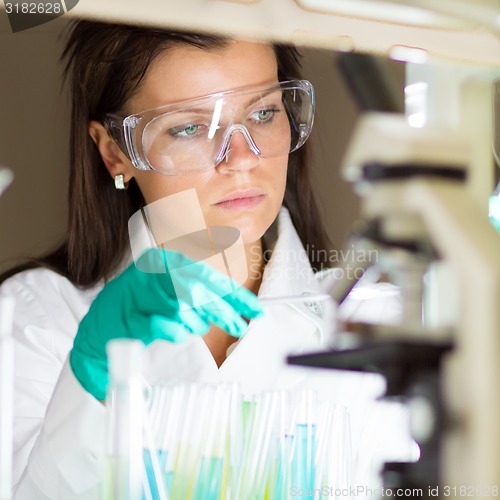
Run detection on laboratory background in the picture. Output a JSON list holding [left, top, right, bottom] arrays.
[[1, 0, 500, 499]]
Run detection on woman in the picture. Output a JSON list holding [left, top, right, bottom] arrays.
[[1, 19, 413, 499]]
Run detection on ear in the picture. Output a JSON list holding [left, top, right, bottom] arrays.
[[88, 120, 134, 182]]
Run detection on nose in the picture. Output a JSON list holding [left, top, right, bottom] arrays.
[[214, 125, 260, 173]]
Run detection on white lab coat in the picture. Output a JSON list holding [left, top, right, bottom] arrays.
[[1, 208, 415, 499]]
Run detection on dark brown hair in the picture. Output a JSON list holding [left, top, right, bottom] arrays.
[[1, 20, 331, 287]]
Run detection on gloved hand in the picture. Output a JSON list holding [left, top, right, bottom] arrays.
[[70, 248, 263, 400]]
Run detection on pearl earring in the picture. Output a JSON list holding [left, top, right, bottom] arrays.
[[114, 174, 127, 190]]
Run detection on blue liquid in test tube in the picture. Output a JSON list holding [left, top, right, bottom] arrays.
[[191, 456, 224, 500], [292, 423, 316, 499], [274, 434, 294, 499], [142, 449, 168, 500]]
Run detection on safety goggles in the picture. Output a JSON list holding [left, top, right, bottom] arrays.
[[103, 79, 314, 176]]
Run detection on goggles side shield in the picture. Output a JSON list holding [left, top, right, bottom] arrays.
[[104, 79, 315, 176]]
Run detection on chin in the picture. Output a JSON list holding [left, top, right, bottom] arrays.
[[207, 207, 278, 245], [229, 218, 267, 246]]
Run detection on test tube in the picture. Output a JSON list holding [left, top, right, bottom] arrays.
[[103, 339, 145, 500], [291, 390, 318, 499], [170, 384, 210, 499], [142, 394, 169, 500], [314, 402, 333, 498], [0, 297, 15, 500], [191, 385, 231, 500], [322, 405, 352, 500], [266, 391, 291, 500], [161, 384, 185, 495], [144, 384, 173, 500], [236, 391, 279, 499]]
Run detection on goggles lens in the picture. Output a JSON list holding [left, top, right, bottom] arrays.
[[106, 80, 314, 175]]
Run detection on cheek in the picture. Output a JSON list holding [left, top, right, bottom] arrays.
[[133, 157, 289, 246], [269, 157, 289, 199], [135, 171, 205, 205], [268, 160, 289, 217]]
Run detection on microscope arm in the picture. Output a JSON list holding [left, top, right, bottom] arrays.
[[398, 177, 500, 487]]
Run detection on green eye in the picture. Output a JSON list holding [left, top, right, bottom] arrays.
[[183, 124, 199, 135], [251, 108, 278, 124], [169, 123, 203, 138], [257, 110, 272, 121]]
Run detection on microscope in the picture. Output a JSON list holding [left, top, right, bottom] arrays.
[[289, 87, 500, 495]]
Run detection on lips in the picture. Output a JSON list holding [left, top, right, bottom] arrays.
[[214, 189, 266, 210]]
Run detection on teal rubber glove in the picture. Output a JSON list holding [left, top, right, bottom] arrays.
[[70, 248, 263, 400]]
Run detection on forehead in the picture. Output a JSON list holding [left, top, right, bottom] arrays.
[[128, 40, 279, 113]]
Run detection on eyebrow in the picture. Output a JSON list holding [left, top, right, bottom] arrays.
[[245, 88, 281, 108], [152, 88, 283, 118], [164, 108, 214, 117]]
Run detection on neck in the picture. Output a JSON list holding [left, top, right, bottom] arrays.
[[244, 239, 264, 296], [201, 239, 265, 368]]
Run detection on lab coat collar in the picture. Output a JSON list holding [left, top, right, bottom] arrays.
[[215, 207, 335, 393], [258, 207, 333, 343]]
